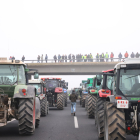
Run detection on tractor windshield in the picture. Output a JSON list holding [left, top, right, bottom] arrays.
[[45, 80, 59, 89], [28, 83, 42, 95], [0, 65, 26, 85], [106, 76, 113, 90], [119, 69, 140, 95]]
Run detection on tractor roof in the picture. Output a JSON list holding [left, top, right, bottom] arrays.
[[102, 69, 114, 73], [41, 77, 61, 80], [115, 58, 140, 70], [28, 80, 42, 84], [0, 58, 26, 66]]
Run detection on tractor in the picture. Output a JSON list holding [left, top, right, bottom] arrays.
[[0, 58, 40, 135], [95, 69, 114, 139], [41, 78, 65, 110], [28, 80, 49, 116], [85, 76, 102, 118], [100, 59, 140, 140]]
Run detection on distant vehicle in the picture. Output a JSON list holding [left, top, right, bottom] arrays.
[[28, 80, 49, 116], [41, 78, 67, 110]]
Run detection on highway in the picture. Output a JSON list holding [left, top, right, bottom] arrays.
[[0, 101, 137, 140]]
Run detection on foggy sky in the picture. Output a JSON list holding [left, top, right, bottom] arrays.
[[0, 0, 140, 89]]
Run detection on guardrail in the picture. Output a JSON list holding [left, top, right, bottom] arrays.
[[21, 58, 125, 63]]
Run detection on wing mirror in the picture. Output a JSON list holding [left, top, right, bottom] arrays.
[[34, 72, 39, 79]]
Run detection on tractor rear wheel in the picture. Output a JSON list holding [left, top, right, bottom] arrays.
[[87, 95, 96, 118], [18, 98, 35, 135], [97, 110, 104, 139], [85, 96, 88, 111], [95, 97, 106, 127], [81, 98, 85, 107], [40, 97, 47, 116], [64, 94, 67, 107], [104, 102, 126, 140], [47, 101, 49, 114], [57, 93, 64, 110], [35, 119, 40, 128]]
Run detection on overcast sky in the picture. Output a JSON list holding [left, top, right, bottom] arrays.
[[0, 0, 140, 89]]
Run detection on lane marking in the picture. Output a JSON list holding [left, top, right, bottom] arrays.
[[7, 119, 16, 124], [74, 116, 79, 128], [139, 132, 140, 140]]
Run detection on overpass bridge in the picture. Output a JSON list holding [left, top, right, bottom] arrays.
[[26, 62, 118, 78]]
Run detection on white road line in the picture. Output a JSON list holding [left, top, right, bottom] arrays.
[[7, 119, 16, 124], [139, 132, 140, 140], [74, 116, 79, 128]]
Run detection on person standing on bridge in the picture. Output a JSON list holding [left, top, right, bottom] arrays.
[[58, 54, 61, 63], [84, 54, 87, 62], [72, 54, 75, 62], [41, 54, 43, 63], [22, 55, 25, 62], [65, 54, 67, 62], [45, 54, 48, 63], [69, 90, 77, 116], [54, 55, 57, 63], [96, 53, 99, 62], [110, 52, 114, 62], [118, 52, 122, 61], [105, 52, 109, 62], [68, 54, 71, 62], [37, 55, 40, 63], [124, 51, 129, 58], [136, 52, 139, 58], [131, 52, 135, 58]]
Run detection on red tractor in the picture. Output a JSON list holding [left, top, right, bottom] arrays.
[[41, 78, 65, 110], [95, 69, 114, 139]]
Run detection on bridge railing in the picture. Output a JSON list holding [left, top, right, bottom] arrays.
[[22, 58, 125, 63]]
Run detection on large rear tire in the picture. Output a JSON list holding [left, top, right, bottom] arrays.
[[47, 101, 49, 114], [97, 110, 104, 139], [104, 102, 126, 140], [87, 94, 96, 118], [57, 93, 64, 110], [18, 98, 35, 135], [64, 94, 67, 107], [85, 96, 88, 111], [95, 97, 106, 127], [81, 98, 85, 107], [35, 119, 40, 128], [40, 97, 47, 116]]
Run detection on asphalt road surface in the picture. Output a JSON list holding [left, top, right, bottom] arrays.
[[0, 101, 138, 140]]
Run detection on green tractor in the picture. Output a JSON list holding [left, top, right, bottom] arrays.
[[28, 80, 49, 116], [85, 75, 102, 118], [80, 80, 88, 107], [0, 58, 40, 135]]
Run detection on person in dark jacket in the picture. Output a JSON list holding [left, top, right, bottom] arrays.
[[22, 55, 25, 62], [136, 52, 139, 58], [45, 54, 48, 63], [62, 55, 64, 62], [65, 54, 67, 62], [37, 55, 40, 63], [96, 53, 99, 62], [53, 55, 57, 63], [131, 52, 135, 58], [68, 54, 71, 62], [118, 53, 122, 61], [69, 90, 77, 116], [12, 56, 15, 60], [58, 54, 61, 62], [72, 54, 75, 62]]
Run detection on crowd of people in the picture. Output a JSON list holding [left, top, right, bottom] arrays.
[[9, 51, 140, 63]]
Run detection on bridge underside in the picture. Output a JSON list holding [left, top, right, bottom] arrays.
[[27, 62, 118, 79]]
